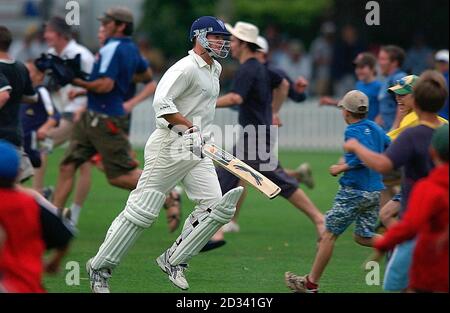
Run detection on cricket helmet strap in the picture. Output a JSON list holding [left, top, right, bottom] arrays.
[[190, 16, 231, 59]]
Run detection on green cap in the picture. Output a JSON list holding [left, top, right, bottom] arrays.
[[431, 124, 449, 160], [388, 75, 420, 95]]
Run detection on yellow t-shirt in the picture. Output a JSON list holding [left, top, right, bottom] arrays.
[[387, 112, 448, 140]]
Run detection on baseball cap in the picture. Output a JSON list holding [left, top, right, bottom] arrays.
[[256, 36, 269, 54], [431, 124, 449, 160], [98, 7, 134, 24], [45, 16, 72, 38], [0, 140, 20, 180], [338, 90, 369, 113], [435, 49, 449, 63], [353, 52, 377, 68], [388, 75, 419, 95]]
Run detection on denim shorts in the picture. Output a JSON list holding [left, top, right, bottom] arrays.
[[383, 239, 416, 291], [325, 186, 381, 237]]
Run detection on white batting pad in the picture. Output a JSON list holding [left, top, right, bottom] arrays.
[[168, 187, 243, 265], [90, 190, 165, 270]]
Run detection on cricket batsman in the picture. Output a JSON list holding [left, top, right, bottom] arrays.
[[86, 16, 243, 292]]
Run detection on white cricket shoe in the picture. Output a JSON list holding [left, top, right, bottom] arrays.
[[222, 220, 240, 233], [86, 258, 111, 293], [156, 251, 189, 290]]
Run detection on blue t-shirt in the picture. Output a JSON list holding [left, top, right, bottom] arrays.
[[340, 119, 391, 191], [438, 71, 449, 120], [232, 58, 279, 128], [88, 37, 148, 116], [356, 80, 382, 121], [378, 69, 407, 131]]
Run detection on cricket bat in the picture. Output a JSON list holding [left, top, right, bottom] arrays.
[[202, 143, 281, 199]]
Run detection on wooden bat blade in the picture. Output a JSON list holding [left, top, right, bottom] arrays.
[[203, 143, 281, 199]]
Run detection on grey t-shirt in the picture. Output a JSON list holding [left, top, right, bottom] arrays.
[[385, 124, 436, 216]]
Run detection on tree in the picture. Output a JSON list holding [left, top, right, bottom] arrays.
[[138, 0, 332, 59], [138, 0, 216, 61]]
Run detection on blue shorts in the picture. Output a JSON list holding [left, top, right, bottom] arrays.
[[383, 239, 416, 291], [325, 186, 380, 238]]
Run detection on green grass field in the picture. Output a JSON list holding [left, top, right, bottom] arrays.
[[40, 148, 385, 293]]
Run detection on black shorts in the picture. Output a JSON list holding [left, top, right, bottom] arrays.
[[23, 132, 41, 168], [217, 159, 298, 199]]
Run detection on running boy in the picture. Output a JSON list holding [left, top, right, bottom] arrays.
[[285, 90, 390, 293], [0, 140, 74, 293], [20, 60, 60, 194], [342, 70, 448, 291]]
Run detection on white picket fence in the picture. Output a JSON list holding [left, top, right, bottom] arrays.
[[129, 97, 347, 151]]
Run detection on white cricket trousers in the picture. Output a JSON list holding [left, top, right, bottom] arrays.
[[129, 128, 222, 213]]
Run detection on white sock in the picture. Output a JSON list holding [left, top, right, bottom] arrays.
[[70, 203, 82, 225]]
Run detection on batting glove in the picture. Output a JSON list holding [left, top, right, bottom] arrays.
[[182, 126, 204, 158]]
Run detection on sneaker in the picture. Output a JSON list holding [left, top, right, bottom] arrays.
[[156, 251, 189, 290], [284, 272, 319, 293], [295, 163, 315, 189], [200, 240, 226, 252], [222, 221, 240, 233], [86, 258, 111, 293]]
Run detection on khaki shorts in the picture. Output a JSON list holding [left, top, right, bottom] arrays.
[[61, 111, 137, 179]]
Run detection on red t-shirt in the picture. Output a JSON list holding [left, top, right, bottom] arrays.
[[375, 164, 449, 292], [0, 188, 45, 293]]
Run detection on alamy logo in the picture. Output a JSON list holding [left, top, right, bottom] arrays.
[[365, 261, 380, 286], [365, 1, 380, 26], [65, 1, 80, 26], [65, 261, 80, 286]]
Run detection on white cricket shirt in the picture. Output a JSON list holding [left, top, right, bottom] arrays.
[[48, 40, 95, 113], [153, 50, 222, 137]]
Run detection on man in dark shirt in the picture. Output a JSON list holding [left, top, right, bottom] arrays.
[[0, 25, 37, 182], [0, 72, 11, 107], [213, 21, 324, 247]]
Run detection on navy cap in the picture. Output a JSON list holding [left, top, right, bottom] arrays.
[[0, 140, 20, 180]]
